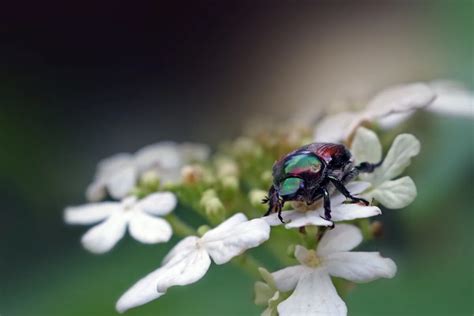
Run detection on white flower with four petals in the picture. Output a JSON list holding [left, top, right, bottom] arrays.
[[272, 224, 396, 316], [351, 127, 420, 209], [116, 213, 271, 313], [64, 192, 177, 254]]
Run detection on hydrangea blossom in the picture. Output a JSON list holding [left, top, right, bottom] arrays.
[[271, 224, 396, 316], [64, 192, 177, 254], [264, 182, 381, 228], [86, 142, 210, 201], [351, 127, 419, 209], [116, 213, 270, 313]]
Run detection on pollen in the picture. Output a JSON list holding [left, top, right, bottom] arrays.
[[303, 250, 322, 267]]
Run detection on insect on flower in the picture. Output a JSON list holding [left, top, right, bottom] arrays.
[[263, 143, 381, 225]]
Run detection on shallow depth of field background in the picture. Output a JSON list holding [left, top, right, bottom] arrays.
[[1, 2, 472, 315]]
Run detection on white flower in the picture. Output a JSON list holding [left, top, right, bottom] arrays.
[[64, 192, 177, 254], [264, 182, 382, 228], [427, 80, 474, 118], [378, 80, 474, 128], [314, 80, 474, 143], [86, 142, 210, 201], [271, 224, 396, 316], [314, 82, 435, 142], [351, 127, 419, 209], [116, 213, 271, 313]]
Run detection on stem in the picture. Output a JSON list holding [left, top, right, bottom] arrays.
[[166, 214, 196, 236], [231, 253, 264, 279]]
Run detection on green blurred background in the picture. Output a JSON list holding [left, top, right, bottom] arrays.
[[1, 1, 472, 315]]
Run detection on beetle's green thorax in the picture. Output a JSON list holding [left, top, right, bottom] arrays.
[[284, 153, 322, 175]]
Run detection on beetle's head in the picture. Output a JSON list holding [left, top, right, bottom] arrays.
[[279, 176, 324, 205]]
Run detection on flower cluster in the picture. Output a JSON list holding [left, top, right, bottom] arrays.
[[63, 80, 472, 315]]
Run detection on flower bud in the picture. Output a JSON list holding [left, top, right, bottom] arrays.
[[370, 220, 384, 238], [286, 244, 296, 259], [233, 136, 262, 157], [216, 157, 239, 178], [221, 175, 239, 190], [249, 189, 267, 207], [197, 225, 211, 237], [181, 164, 204, 185], [140, 170, 160, 187], [261, 170, 273, 184], [200, 189, 225, 219]]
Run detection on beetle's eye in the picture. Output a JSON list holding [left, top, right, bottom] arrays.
[[280, 177, 303, 197]]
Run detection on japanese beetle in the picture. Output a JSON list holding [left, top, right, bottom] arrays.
[[263, 143, 381, 224]]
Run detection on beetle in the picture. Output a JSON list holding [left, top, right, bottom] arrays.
[[263, 143, 381, 225]]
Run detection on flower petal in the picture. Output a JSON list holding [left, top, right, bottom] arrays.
[[128, 211, 172, 244], [106, 164, 137, 199], [330, 204, 381, 222], [85, 180, 107, 202], [294, 245, 311, 265], [325, 251, 397, 283], [204, 212, 248, 234], [81, 212, 128, 254], [277, 268, 347, 316], [96, 153, 134, 178], [203, 217, 270, 264], [350, 127, 382, 164], [314, 111, 360, 143], [369, 176, 417, 209], [272, 265, 309, 292], [64, 202, 120, 225], [162, 236, 200, 265], [317, 224, 363, 257], [137, 192, 177, 216], [345, 181, 372, 195], [115, 267, 166, 313], [263, 212, 294, 226], [284, 211, 334, 228], [134, 142, 182, 172], [366, 82, 435, 119], [155, 247, 211, 293], [375, 134, 420, 183], [254, 281, 274, 306], [429, 80, 474, 118], [377, 111, 416, 129]]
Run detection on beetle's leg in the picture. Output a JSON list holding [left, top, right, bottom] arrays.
[[263, 185, 286, 223], [328, 175, 370, 206], [263, 185, 276, 216], [341, 160, 383, 183], [277, 202, 285, 223], [355, 160, 383, 173], [320, 187, 335, 229]]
